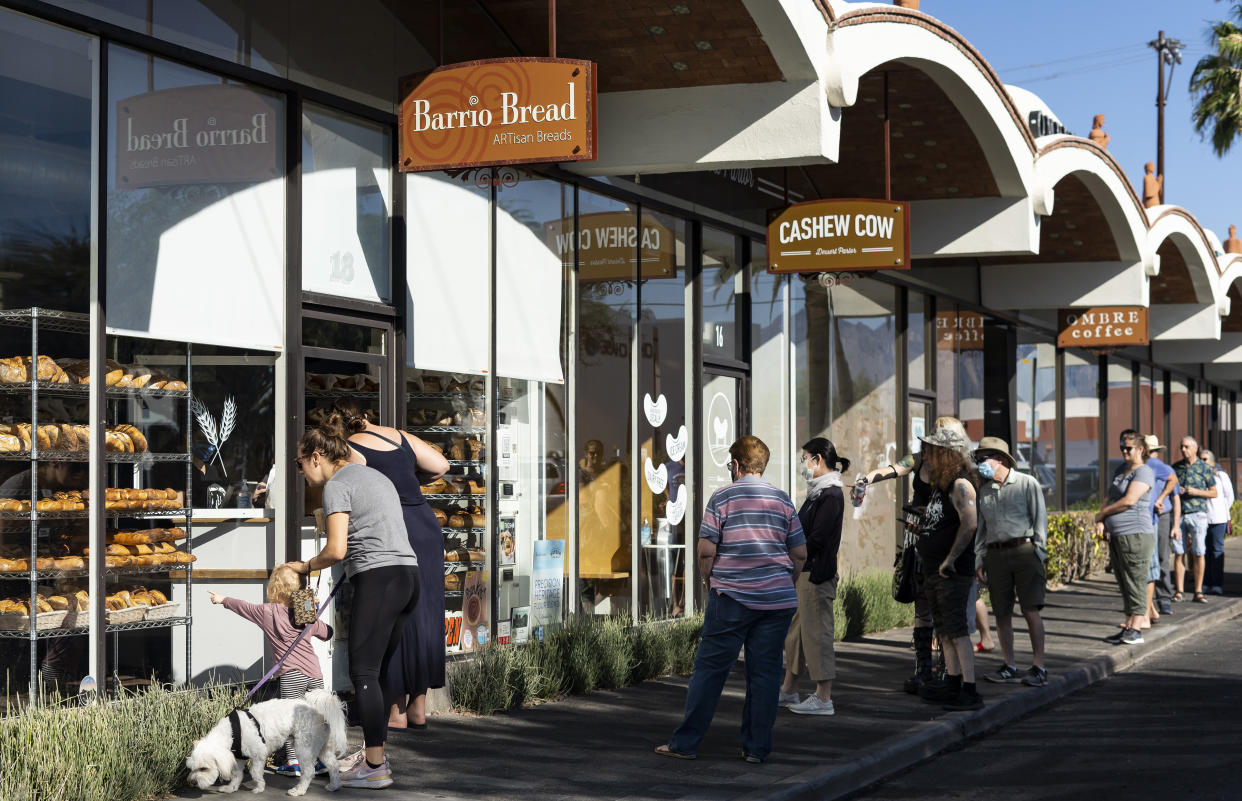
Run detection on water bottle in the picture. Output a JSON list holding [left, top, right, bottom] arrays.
[[79, 674, 97, 706], [641, 517, 652, 545], [849, 478, 868, 508]]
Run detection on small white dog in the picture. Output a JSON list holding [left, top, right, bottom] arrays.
[[186, 689, 346, 796]]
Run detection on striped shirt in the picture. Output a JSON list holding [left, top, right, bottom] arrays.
[[700, 476, 805, 610]]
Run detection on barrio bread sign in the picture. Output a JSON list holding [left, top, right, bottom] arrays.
[[115, 85, 282, 189], [1057, 307, 1149, 348], [399, 58, 596, 172], [768, 199, 910, 274]]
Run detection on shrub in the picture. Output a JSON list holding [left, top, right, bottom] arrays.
[[0, 682, 246, 801], [1230, 501, 1242, 538], [1045, 510, 1108, 586], [835, 572, 914, 640]]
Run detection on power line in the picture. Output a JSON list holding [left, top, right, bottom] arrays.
[[1010, 54, 1154, 85], [994, 43, 1149, 73]]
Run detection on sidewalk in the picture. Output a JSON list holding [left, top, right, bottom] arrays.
[[180, 538, 1242, 801]]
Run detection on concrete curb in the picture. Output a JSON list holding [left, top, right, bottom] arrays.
[[744, 596, 1242, 801]]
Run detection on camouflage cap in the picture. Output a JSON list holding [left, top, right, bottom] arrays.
[[919, 427, 972, 458]]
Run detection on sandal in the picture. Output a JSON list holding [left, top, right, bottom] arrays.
[[1171, 592, 1183, 602], [654, 744, 696, 760], [1193, 594, 1208, 604]]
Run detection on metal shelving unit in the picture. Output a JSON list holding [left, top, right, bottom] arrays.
[[0, 308, 194, 700]]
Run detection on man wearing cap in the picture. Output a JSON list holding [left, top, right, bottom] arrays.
[[972, 437, 1049, 687], [1142, 434, 1180, 617]]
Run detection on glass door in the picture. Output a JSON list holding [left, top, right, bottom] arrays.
[[695, 369, 746, 609]]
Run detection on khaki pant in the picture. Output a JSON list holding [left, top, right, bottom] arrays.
[[783, 572, 837, 682]]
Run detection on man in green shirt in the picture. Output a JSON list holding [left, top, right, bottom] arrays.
[[1172, 436, 1216, 603], [973, 437, 1048, 688]]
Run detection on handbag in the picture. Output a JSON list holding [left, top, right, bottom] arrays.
[[891, 544, 918, 604], [289, 572, 321, 626]]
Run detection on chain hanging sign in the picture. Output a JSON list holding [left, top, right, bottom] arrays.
[[399, 58, 597, 172], [767, 198, 910, 274]]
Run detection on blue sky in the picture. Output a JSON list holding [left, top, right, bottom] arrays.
[[928, 0, 1242, 239]]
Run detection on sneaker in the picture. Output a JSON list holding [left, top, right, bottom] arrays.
[[942, 690, 984, 711], [982, 664, 1021, 684], [1103, 629, 1126, 645], [337, 750, 366, 773], [1020, 666, 1048, 687], [788, 695, 835, 716], [919, 681, 958, 703], [1119, 627, 1144, 645], [777, 690, 801, 708], [340, 757, 393, 790], [273, 761, 301, 778], [313, 760, 329, 776], [1158, 600, 1173, 615]]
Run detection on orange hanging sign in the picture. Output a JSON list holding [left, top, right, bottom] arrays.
[[399, 58, 597, 172]]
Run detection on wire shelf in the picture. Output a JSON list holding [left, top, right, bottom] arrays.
[[304, 389, 379, 400], [0, 452, 189, 464], [425, 493, 485, 502], [445, 460, 487, 469], [0, 382, 189, 399], [0, 308, 89, 333], [440, 527, 485, 536], [444, 591, 464, 599], [444, 561, 486, 574], [0, 508, 191, 521], [0, 616, 190, 639], [0, 563, 190, 580], [407, 426, 486, 435], [408, 391, 486, 402]]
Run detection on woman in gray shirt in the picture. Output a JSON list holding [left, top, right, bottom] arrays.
[[1095, 431, 1154, 646], [283, 425, 420, 791]]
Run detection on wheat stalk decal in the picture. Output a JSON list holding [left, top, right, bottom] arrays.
[[192, 396, 237, 477]]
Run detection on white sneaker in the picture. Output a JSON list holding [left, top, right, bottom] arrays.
[[789, 695, 835, 716], [340, 756, 393, 790], [777, 690, 801, 708]]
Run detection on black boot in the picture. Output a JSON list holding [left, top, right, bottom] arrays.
[[903, 627, 936, 694]]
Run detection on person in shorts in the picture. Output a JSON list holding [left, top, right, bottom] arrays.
[[913, 428, 983, 711], [972, 437, 1048, 688], [1172, 436, 1217, 604]]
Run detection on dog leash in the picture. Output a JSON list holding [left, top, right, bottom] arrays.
[[244, 577, 346, 702]]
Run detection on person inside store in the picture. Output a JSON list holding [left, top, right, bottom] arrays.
[[325, 399, 450, 732], [863, 416, 969, 695], [908, 427, 984, 711], [1096, 431, 1156, 646], [656, 435, 805, 763], [778, 437, 849, 717], [281, 425, 422, 790]]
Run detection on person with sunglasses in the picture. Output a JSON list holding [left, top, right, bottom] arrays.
[[281, 426, 421, 790], [1095, 432, 1155, 645]]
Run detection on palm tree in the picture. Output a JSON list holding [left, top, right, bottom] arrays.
[[1190, 2, 1242, 156]]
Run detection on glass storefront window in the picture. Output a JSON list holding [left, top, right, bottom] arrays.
[[750, 242, 789, 495], [576, 189, 634, 616], [495, 172, 570, 636], [637, 210, 688, 620], [1138, 366, 1154, 437], [0, 10, 95, 312], [1170, 376, 1190, 442], [935, 304, 957, 419], [106, 45, 286, 352], [1152, 368, 1166, 447], [934, 306, 985, 438], [908, 290, 928, 391], [701, 226, 743, 363], [1063, 351, 1100, 508], [302, 104, 392, 303], [1016, 337, 1056, 506], [1106, 359, 1133, 478]]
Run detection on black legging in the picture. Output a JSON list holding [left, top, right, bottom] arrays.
[[348, 565, 421, 748]]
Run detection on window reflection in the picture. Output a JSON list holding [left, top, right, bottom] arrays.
[[0, 10, 94, 312], [1063, 351, 1100, 508], [1016, 338, 1056, 506], [701, 226, 742, 362], [575, 190, 633, 616]]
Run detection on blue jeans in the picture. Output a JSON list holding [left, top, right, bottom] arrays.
[[1206, 522, 1227, 589], [668, 590, 795, 760]]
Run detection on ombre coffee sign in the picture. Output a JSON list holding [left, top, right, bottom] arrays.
[[399, 58, 597, 172]]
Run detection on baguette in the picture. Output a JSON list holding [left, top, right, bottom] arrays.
[[114, 424, 147, 452]]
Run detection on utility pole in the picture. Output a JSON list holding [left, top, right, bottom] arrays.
[[1148, 31, 1185, 204]]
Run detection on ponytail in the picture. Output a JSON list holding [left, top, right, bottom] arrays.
[[325, 399, 369, 435], [298, 426, 352, 464], [801, 437, 851, 473]]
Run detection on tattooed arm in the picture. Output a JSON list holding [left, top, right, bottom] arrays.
[[939, 477, 978, 578]]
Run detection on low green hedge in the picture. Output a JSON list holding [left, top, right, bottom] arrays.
[[451, 570, 914, 715], [1046, 510, 1108, 586], [1230, 501, 1242, 537], [0, 682, 246, 801]]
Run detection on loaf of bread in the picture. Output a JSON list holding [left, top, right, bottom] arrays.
[[444, 573, 463, 591], [470, 513, 486, 528], [421, 479, 448, 495], [53, 556, 84, 570], [448, 512, 470, 530], [432, 508, 448, 526]]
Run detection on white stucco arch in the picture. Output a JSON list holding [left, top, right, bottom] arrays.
[[1146, 208, 1225, 308], [824, 14, 1035, 198]]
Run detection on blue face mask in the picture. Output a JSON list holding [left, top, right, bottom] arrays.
[[977, 459, 996, 480]]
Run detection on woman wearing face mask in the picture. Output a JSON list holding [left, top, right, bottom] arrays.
[[778, 437, 851, 716]]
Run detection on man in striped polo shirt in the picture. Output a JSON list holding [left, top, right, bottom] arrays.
[[657, 435, 807, 764]]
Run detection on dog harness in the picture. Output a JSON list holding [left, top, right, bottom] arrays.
[[228, 708, 266, 761]]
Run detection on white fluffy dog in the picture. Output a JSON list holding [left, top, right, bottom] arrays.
[[186, 689, 346, 796]]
